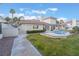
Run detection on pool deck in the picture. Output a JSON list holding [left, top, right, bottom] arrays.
[[11, 34, 41, 56], [40, 33, 67, 38]]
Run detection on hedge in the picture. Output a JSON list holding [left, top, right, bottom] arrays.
[[27, 30, 46, 34]]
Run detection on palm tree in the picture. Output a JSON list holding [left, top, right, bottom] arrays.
[[10, 9, 16, 21]]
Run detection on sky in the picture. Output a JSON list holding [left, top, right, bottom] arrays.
[[0, 3, 79, 20]]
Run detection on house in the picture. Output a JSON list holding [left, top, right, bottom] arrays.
[[41, 17, 66, 30], [0, 16, 67, 38], [0, 16, 59, 37], [18, 17, 59, 32], [18, 16, 68, 33], [18, 20, 47, 33], [65, 19, 79, 30], [41, 17, 59, 30]]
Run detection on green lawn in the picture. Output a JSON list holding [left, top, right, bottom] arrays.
[[27, 33, 79, 56]]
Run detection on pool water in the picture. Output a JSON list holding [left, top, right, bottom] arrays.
[[45, 30, 70, 37], [52, 30, 66, 34]]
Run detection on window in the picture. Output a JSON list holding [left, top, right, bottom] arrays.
[[33, 25, 38, 29]]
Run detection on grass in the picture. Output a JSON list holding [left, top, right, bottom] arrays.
[[27, 33, 79, 56]]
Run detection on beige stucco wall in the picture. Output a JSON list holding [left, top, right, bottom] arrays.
[[50, 19, 57, 24], [42, 19, 57, 24], [72, 19, 77, 27], [19, 24, 44, 32], [2, 24, 18, 37]]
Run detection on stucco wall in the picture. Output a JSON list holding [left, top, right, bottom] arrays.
[[42, 19, 57, 24], [19, 24, 44, 32], [50, 19, 57, 24], [72, 20, 76, 27], [2, 24, 18, 37]]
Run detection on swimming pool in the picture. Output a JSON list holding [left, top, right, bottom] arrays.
[[43, 30, 71, 37], [52, 30, 66, 34]]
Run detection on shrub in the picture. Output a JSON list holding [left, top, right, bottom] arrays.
[[27, 30, 46, 34], [72, 26, 79, 33]]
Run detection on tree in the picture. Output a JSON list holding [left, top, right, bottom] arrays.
[[13, 17, 18, 22], [73, 26, 79, 33], [12, 16, 22, 28], [59, 20, 64, 24], [18, 16, 24, 20], [56, 20, 59, 24], [10, 9, 16, 21], [5, 17, 11, 22], [0, 16, 3, 20]]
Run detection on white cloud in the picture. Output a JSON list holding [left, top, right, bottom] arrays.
[[32, 10, 46, 14], [0, 13, 4, 16], [25, 16, 38, 20], [25, 16, 37, 19], [9, 13, 25, 18], [48, 8, 58, 12], [18, 13, 24, 16], [15, 13, 25, 17], [24, 16, 37, 19], [24, 16, 46, 20], [19, 8, 31, 12]]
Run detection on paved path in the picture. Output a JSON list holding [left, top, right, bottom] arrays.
[[0, 37, 15, 56], [11, 34, 41, 56]]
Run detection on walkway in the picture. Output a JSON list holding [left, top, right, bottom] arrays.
[[0, 37, 15, 56], [11, 34, 41, 56]]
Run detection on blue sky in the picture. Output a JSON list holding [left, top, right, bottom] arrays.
[[0, 3, 79, 20]]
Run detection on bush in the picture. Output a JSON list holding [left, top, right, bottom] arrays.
[[72, 26, 79, 33], [27, 30, 46, 34]]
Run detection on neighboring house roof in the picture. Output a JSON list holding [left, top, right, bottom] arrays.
[[65, 20, 72, 25], [77, 20, 79, 22], [65, 20, 79, 25], [20, 20, 48, 25]]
